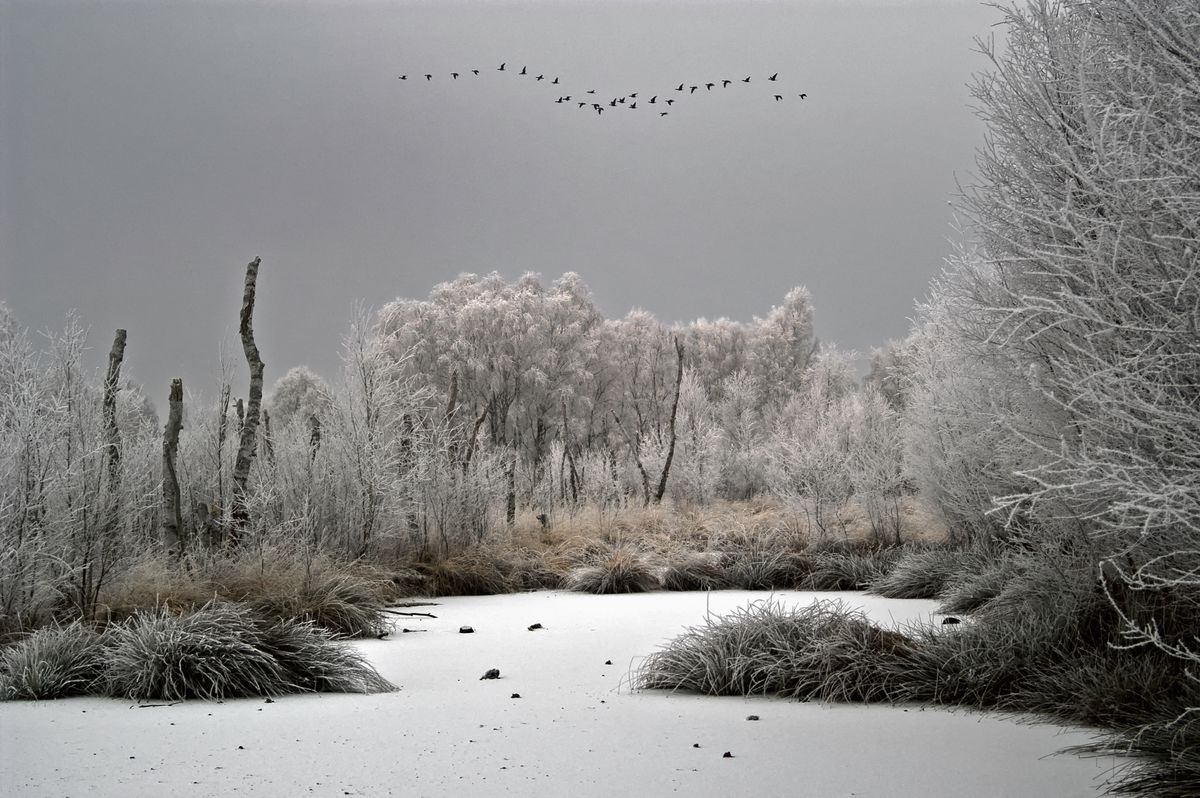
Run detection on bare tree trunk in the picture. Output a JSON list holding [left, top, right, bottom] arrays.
[[230, 256, 264, 547], [611, 410, 652, 506], [308, 414, 322, 462], [462, 407, 488, 473], [215, 383, 231, 525], [260, 408, 275, 466], [102, 329, 127, 531], [506, 459, 517, 525], [561, 395, 579, 505], [161, 378, 184, 554], [652, 337, 685, 504]]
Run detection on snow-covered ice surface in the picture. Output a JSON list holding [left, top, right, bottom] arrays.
[[1, 590, 1123, 797]]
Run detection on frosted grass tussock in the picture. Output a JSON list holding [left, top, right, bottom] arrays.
[[0, 622, 106, 700], [636, 598, 913, 702]]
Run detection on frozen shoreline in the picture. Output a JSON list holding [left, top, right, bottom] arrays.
[[0, 590, 1122, 797]]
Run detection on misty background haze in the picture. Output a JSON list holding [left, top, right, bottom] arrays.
[[1, 0, 998, 405]]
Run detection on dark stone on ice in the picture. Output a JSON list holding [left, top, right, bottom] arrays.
[[480, 668, 501, 680], [511, 693, 521, 699], [722, 752, 733, 758], [460, 626, 475, 634], [693, 744, 700, 749], [746, 715, 760, 721], [604, 660, 612, 665], [528, 623, 543, 631]]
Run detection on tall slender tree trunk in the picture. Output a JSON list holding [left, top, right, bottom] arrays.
[[230, 257, 264, 547], [161, 378, 184, 554], [215, 383, 231, 525], [102, 329, 127, 529], [652, 337, 685, 504]]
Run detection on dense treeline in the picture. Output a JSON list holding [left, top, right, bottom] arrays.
[[0, 275, 909, 633]]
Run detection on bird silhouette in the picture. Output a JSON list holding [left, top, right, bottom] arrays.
[[648, 95, 657, 103], [630, 101, 637, 109], [610, 99, 617, 107], [472, 69, 480, 75], [660, 111, 668, 116], [586, 89, 596, 94], [630, 92, 638, 98], [722, 79, 731, 87], [578, 102, 587, 108], [498, 62, 506, 71], [399, 75, 407, 80], [451, 72, 459, 79], [705, 82, 715, 90], [675, 83, 684, 91], [556, 97, 564, 103], [799, 93, 808, 99], [552, 77, 560, 84], [769, 72, 778, 81], [690, 85, 698, 93], [563, 95, 571, 101], [665, 98, 675, 105], [774, 94, 782, 101], [520, 66, 527, 75], [425, 74, 432, 81], [742, 76, 751, 83], [536, 74, 544, 81], [595, 105, 603, 115]]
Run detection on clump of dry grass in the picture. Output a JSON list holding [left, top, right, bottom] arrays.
[[636, 598, 913, 702], [98, 602, 396, 701], [805, 550, 897, 590], [0, 622, 107, 700], [563, 545, 661, 594], [417, 548, 516, 597], [94, 554, 214, 624], [662, 555, 730, 591], [720, 550, 812, 590], [868, 547, 969, 599]]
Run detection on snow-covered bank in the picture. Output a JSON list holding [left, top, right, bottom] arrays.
[[0, 591, 1121, 797]]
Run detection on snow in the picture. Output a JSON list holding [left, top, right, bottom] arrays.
[[0, 590, 1123, 797]]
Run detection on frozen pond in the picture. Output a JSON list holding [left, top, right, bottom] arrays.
[[0, 590, 1123, 797]]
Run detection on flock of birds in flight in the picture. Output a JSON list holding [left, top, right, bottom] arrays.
[[398, 63, 808, 118]]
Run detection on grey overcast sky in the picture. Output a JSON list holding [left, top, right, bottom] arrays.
[[1, 0, 999, 403]]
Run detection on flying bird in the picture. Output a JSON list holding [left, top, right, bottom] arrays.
[[665, 98, 674, 105], [690, 85, 698, 93], [610, 99, 618, 107], [769, 72, 778, 81], [676, 83, 684, 91], [520, 66, 527, 75], [742, 76, 751, 83], [586, 89, 596, 94], [452, 72, 459, 79], [648, 95, 657, 103], [706, 82, 714, 90], [799, 93, 808, 99], [630, 101, 637, 109], [660, 112, 668, 116], [472, 69, 480, 75], [498, 62, 506, 71], [552, 77, 560, 84], [399, 75, 407, 80], [556, 97, 564, 103], [774, 94, 782, 101], [596, 106, 604, 115], [536, 74, 544, 80], [722, 79, 731, 87], [630, 92, 637, 98], [579, 102, 587, 107], [425, 74, 432, 80]]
